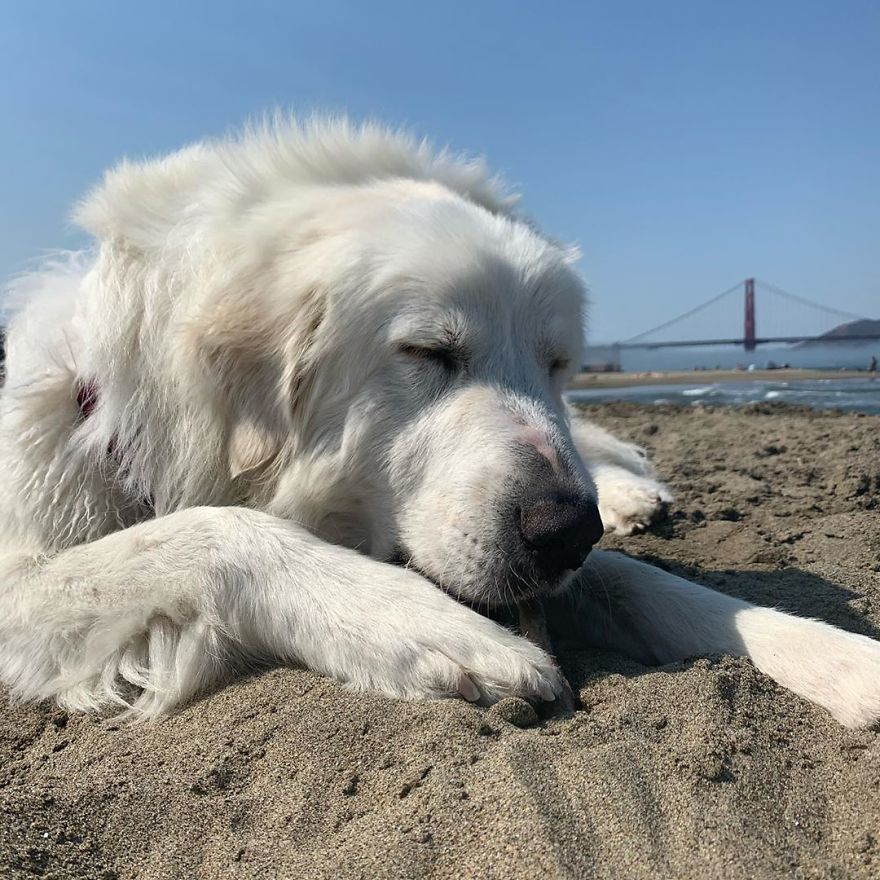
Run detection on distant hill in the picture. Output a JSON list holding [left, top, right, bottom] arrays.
[[797, 318, 880, 347], [817, 318, 880, 339]]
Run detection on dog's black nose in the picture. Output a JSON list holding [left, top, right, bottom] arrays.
[[519, 494, 604, 578]]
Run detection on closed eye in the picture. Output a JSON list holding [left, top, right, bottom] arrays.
[[399, 343, 461, 372]]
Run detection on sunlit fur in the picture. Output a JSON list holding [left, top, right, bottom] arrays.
[[1, 118, 878, 726]]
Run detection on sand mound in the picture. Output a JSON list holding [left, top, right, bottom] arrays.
[[2, 403, 879, 879]]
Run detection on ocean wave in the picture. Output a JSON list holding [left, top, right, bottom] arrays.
[[567, 377, 880, 414], [681, 386, 716, 397]]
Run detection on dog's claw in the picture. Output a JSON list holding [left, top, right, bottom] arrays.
[[556, 679, 577, 715], [534, 677, 578, 719], [457, 673, 481, 702]]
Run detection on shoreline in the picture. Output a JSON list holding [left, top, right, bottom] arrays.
[[568, 367, 869, 390]]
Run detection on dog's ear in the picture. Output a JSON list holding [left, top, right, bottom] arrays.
[[192, 285, 327, 481], [280, 285, 327, 430]]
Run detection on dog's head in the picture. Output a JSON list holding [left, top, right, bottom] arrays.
[[198, 179, 601, 606]]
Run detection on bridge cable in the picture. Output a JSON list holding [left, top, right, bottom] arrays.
[[755, 279, 868, 323], [618, 281, 744, 344]]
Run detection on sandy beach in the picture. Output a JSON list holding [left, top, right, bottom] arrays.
[[568, 368, 867, 390], [2, 402, 879, 879]]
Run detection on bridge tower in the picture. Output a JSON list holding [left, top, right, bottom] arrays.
[[744, 278, 756, 351]]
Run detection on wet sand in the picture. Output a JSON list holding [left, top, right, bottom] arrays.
[[2, 403, 879, 879]]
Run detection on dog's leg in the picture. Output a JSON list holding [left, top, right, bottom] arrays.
[[0, 507, 565, 717], [568, 415, 672, 534], [547, 550, 880, 728], [567, 412, 657, 477]]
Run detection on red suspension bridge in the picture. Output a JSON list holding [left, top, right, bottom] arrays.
[[615, 278, 879, 352]]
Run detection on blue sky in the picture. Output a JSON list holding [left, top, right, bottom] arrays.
[[2, 0, 878, 342]]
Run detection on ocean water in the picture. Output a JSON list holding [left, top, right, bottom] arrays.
[[610, 342, 879, 373], [566, 377, 880, 414]]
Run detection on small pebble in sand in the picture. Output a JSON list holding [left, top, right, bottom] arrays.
[[487, 698, 539, 728]]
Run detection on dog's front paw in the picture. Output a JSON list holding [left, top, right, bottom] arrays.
[[449, 624, 567, 706], [363, 613, 566, 708], [594, 465, 673, 535]]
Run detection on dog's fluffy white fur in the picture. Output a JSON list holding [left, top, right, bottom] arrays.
[[1, 118, 879, 727]]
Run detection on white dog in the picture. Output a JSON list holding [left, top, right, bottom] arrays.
[[1, 119, 878, 728]]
